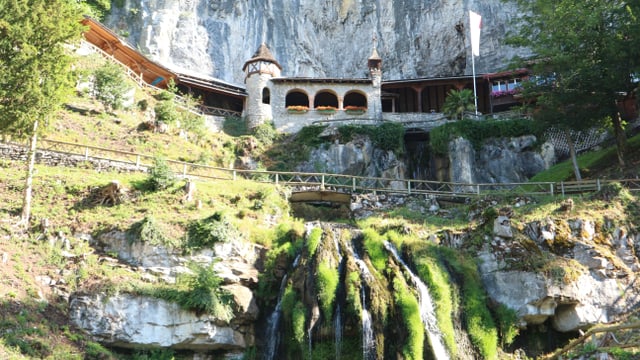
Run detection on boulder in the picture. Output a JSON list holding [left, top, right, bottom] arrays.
[[69, 294, 251, 351]]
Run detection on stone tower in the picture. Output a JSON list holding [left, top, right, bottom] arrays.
[[368, 40, 383, 118], [242, 43, 282, 129]]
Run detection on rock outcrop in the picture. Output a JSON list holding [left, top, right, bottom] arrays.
[[478, 216, 640, 332], [449, 135, 556, 184], [105, 0, 530, 85], [69, 231, 262, 351]]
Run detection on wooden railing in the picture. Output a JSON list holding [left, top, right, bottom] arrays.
[[19, 139, 640, 199]]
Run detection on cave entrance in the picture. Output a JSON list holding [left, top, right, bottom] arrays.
[[404, 128, 433, 181]]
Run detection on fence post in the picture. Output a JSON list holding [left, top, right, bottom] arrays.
[[182, 163, 187, 177], [275, 173, 279, 185], [352, 177, 356, 192], [477, 184, 481, 195], [84, 147, 89, 160], [135, 155, 140, 168], [407, 180, 411, 195], [561, 182, 565, 197], [549, 183, 554, 196], [321, 175, 325, 190], [233, 170, 236, 181], [596, 179, 601, 192]]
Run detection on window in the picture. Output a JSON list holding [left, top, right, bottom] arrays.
[[262, 88, 270, 104]]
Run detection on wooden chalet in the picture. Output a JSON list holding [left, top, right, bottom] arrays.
[[381, 75, 491, 114], [81, 17, 246, 116]]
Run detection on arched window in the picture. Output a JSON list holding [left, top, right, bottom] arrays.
[[343, 91, 367, 110], [262, 87, 270, 104], [314, 90, 339, 109], [285, 90, 310, 108]]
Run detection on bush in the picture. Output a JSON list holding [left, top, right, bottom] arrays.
[[127, 215, 173, 247], [144, 262, 233, 319], [93, 62, 130, 112], [148, 156, 175, 191], [371, 122, 405, 155], [186, 212, 239, 250], [154, 100, 180, 124], [316, 261, 339, 321], [253, 122, 277, 146]]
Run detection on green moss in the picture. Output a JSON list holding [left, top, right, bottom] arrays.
[[345, 270, 362, 316], [438, 247, 499, 360], [307, 227, 322, 258], [316, 261, 340, 321], [363, 228, 386, 272], [411, 247, 457, 358], [393, 277, 424, 360], [292, 302, 306, 346]]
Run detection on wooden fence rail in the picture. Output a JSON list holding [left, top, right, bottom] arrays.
[[9, 138, 640, 199]]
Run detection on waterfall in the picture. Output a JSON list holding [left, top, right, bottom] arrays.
[[384, 241, 450, 360], [362, 287, 375, 360], [345, 238, 376, 360], [263, 275, 288, 360]]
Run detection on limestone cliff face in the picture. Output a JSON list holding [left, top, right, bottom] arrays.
[[106, 0, 529, 85]]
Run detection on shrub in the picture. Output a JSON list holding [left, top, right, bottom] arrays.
[[127, 215, 173, 247], [316, 261, 339, 321], [186, 212, 239, 250], [393, 277, 424, 360], [253, 122, 277, 146], [154, 100, 180, 124], [371, 122, 405, 155], [93, 62, 130, 112], [494, 304, 519, 346], [147, 156, 175, 191], [146, 262, 233, 319]]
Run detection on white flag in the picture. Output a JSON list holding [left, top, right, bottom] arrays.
[[469, 10, 482, 56]]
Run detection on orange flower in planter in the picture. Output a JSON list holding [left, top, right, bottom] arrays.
[[287, 105, 309, 111], [315, 106, 337, 111], [344, 106, 367, 111]]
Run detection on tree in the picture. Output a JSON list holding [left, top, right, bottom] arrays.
[[94, 62, 131, 112], [507, 0, 640, 176], [0, 0, 84, 227], [442, 89, 475, 120]]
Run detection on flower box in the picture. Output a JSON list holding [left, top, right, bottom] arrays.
[[344, 106, 367, 115], [287, 105, 309, 114], [315, 106, 337, 114]]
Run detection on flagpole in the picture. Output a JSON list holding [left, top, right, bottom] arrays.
[[469, 10, 481, 117]]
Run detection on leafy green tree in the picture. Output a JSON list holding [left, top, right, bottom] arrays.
[[442, 89, 475, 120], [507, 0, 640, 175], [94, 62, 131, 112], [0, 0, 84, 227]]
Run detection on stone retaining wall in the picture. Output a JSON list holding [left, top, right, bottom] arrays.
[[0, 142, 148, 173]]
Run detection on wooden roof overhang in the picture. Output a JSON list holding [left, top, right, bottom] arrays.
[[483, 68, 530, 81], [382, 74, 482, 89], [175, 72, 247, 99], [81, 16, 176, 88]]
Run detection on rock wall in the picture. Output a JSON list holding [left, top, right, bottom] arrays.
[[106, 0, 530, 85], [449, 135, 556, 184]]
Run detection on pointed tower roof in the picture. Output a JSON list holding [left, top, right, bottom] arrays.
[[242, 43, 282, 71], [368, 47, 381, 61]]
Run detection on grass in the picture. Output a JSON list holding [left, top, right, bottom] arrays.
[[393, 277, 424, 360], [362, 228, 386, 272]]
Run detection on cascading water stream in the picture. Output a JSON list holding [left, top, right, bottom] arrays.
[[345, 239, 376, 360], [263, 274, 288, 360], [361, 287, 375, 360], [384, 241, 450, 360]]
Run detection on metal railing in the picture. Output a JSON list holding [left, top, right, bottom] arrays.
[[11, 139, 640, 200]]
